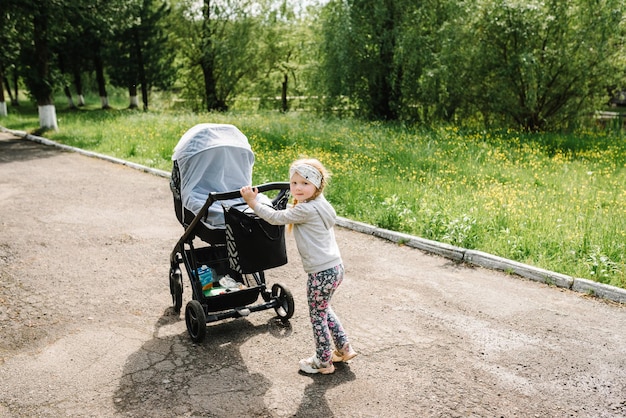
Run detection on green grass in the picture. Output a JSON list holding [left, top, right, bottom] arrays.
[[2, 102, 625, 289]]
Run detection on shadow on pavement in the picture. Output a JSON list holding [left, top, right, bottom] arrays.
[[0, 136, 61, 164], [295, 365, 356, 417], [114, 306, 357, 417], [114, 307, 282, 416]]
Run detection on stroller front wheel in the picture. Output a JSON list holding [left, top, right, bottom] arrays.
[[271, 283, 294, 322], [169, 267, 183, 313], [185, 300, 207, 342]]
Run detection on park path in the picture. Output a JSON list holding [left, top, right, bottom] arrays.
[[0, 132, 625, 417]]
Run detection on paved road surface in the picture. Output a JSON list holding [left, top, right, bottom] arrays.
[[0, 133, 625, 417]]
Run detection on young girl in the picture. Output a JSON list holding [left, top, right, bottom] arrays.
[[240, 158, 357, 374]]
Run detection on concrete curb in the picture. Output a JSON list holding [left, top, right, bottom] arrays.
[[463, 249, 575, 289], [4, 125, 625, 305], [336, 209, 626, 305], [1, 126, 171, 179], [572, 278, 626, 304]]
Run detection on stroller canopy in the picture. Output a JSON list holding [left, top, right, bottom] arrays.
[[172, 124, 256, 229]]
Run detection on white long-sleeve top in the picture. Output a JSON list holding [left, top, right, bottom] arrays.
[[252, 194, 342, 274]]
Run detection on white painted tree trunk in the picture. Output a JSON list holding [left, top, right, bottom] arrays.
[[100, 96, 109, 108], [129, 95, 139, 108], [0, 102, 7, 117], [78, 95, 85, 106], [38, 104, 59, 131]]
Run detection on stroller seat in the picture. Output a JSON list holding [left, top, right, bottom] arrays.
[[170, 123, 270, 243]]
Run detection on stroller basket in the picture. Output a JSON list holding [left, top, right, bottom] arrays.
[[187, 246, 261, 312]]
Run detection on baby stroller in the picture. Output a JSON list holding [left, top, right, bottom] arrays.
[[168, 123, 294, 342]]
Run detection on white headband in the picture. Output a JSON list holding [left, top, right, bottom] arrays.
[[289, 163, 323, 188]]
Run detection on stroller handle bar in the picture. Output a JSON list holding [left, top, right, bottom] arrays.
[[171, 182, 290, 264], [209, 182, 290, 201]]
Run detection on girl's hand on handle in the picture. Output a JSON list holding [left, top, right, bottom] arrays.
[[240, 186, 258, 209]]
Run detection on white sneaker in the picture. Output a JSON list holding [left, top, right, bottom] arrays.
[[299, 355, 335, 374]]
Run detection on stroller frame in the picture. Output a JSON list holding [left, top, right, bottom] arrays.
[[169, 182, 294, 343]]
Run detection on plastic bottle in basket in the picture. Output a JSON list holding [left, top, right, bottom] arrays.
[[197, 265, 214, 292]]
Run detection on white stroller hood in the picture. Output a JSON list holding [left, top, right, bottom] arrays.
[[172, 123, 266, 229]]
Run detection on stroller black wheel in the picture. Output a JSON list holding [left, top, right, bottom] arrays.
[[271, 283, 294, 321], [169, 268, 183, 313], [185, 300, 207, 343]]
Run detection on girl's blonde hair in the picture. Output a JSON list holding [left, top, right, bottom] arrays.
[[288, 158, 330, 232]]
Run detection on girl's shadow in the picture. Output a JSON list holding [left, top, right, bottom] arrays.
[[113, 307, 293, 417], [295, 362, 357, 417]]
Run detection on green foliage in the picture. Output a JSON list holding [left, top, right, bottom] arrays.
[[235, 2, 317, 112], [167, 0, 269, 111], [3, 0, 626, 132], [394, 0, 464, 123], [318, 0, 407, 119], [317, 0, 626, 129], [0, 2, 23, 85], [5, 107, 624, 287], [464, 0, 626, 130], [107, 0, 177, 103]]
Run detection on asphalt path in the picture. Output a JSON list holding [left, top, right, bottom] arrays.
[[1, 132, 625, 417]]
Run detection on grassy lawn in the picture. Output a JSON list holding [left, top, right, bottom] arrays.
[[2, 102, 625, 289]]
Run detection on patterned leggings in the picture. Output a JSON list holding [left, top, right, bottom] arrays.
[[307, 264, 348, 363]]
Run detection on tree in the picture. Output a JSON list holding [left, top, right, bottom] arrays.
[[0, 75, 5, 118], [317, 0, 626, 129], [245, 0, 314, 112], [0, 1, 22, 116], [465, 0, 626, 130], [3, 69, 21, 107], [4, 0, 126, 127], [2, 0, 67, 129], [198, 0, 259, 111], [316, 1, 353, 114], [199, 0, 223, 111], [25, 1, 62, 130], [169, 0, 261, 111], [58, 55, 77, 109], [393, 0, 464, 123], [108, 0, 175, 110], [61, 0, 144, 110], [318, 0, 406, 120], [55, 35, 89, 107]]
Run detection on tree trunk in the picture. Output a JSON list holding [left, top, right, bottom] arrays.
[[64, 86, 76, 109], [2, 74, 15, 108], [201, 0, 226, 112], [281, 73, 288, 113], [58, 56, 76, 109], [73, 69, 85, 106], [0, 70, 6, 116], [38, 105, 58, 130], [202, 63, 220, 111], [33, 7, 58, 130], [93, 43, 110, 109], [132, 28, 149, 111], [11, 69, 19, 106], [128, 84, 139, 109]]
